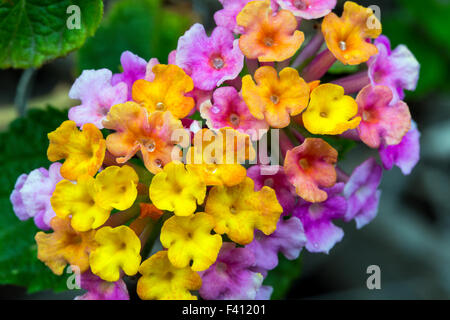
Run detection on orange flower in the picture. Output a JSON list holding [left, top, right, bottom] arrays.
[[284, 138, 338, 203], [35, 217, 97, 275], [241, 66, 310, 128], [102, 102, 186, 174], [237, 0, 304, 62], [322, 1, 381, 65], [132, 64, 195, 119]]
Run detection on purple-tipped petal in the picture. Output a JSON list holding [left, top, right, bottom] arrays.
[[343, 158, 382, 228]]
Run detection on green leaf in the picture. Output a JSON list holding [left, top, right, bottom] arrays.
[[0, 0, 103, 69], [264, 254, 302, 300], [0, 107, 70, 293], [77, 0, 191, 73]]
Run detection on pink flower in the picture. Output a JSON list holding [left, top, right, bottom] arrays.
[[111, 51, 147, 100], [143, 58, 161, 82], [176, 24, 244, 91], [368, 35, 420, 103], [379, 121, 420, 175], [356, 85, 411, 149], [199, 242, 263, 300], [200, 86, 268, 140], [247, 165, 297, 213], [68, 69, 128, 129], [343, 158, 382, 229], [276, 0, 337, 19], [246, 217, 306, 274], [10, 163, 63, 230], [214, 0, 255, 34], [75, 271, 129, 300], [292, 183, 347, 253]]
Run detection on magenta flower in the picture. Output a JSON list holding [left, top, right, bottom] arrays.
[[276, 0, 337, 19], [343, 158, 382, 229], [176, 24, 244, 91], [200, 87, 269, 140], [292, 183, 347, 254], [214, 0, 255, 34], [368, 35, 420, 103], [111, 51, 147, 100], [68, 69, 128, 129], [247, 165, 297, 213], [75, 271, 129, 300], [379, 121, 420, 175], [188, 87, 213, 112], [10, 163, 63, 230], [199, 242, 263, 300], [246, 217, 306, 274], [356, 84, 411, 149]]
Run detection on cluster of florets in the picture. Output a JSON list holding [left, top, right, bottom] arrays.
[[10, 0, 420, 300]]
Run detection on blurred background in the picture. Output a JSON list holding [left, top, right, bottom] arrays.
[[0, 0, 449, 299]]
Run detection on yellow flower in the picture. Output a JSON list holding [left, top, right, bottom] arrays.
[[35, 217, 97, 275], [185, 128, 253, 187], [149, 162, 206, 217], [95, 165, 139, 211], [302, 84, 361, 135], [51, 175, 111, 232], [47, 120, 106, 181], [89, 226, 141, 282], [160, 212, 222, 271], [242, 66, 310, 128], [187, 161, 247, 187], [132, 64, 195, 119], [205, 177, 283, 245], [51, 166, 139, 232], [137, 251, 202, 300]]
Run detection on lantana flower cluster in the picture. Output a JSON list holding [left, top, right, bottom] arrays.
[[10, 0, 420, 300]]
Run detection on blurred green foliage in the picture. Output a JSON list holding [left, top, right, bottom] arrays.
[[383, 0, 450, 98], [0, 0, 103, 69], [77, 0, 192, 73], [264, 254, 303, 300], [0, 107, 70, 293]]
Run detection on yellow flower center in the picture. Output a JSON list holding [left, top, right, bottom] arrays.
[[299, 158, 310, 170], [212, 57, 225, 70], [270, 95, 280, 104], [229, 113, 240, 126], [264, 37, 274, 47], [339, 40, 347, 51], [156, 102, 165, 111]]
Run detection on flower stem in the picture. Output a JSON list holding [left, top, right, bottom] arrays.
[[336, 167, 350, 183], [331, 71, 370, 94], [246, 58, 259, 75], [301, 49, 336, 82], [291, 31, 324, 69], [104, 202, 141, 227]]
